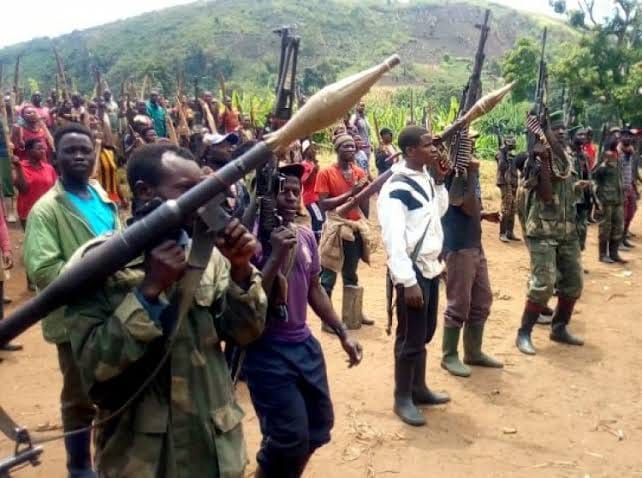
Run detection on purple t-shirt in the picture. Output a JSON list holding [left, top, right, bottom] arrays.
[[263, 226, 321, 342]]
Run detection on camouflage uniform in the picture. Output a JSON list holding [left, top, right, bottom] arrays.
[[519, 152, 583, 306], [572, 148, 592, 251], [65, 240, 267, 478], [594, 156, 624, 244], [496, 148, 518, 239]]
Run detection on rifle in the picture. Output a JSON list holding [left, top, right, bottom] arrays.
[[446, 9, 491, 206], [250, 26, 301, 321], [0, 55, 400, 348], [526, 28, 548, 155], [273, 25, 300, 121], [598, 123, 608, 158]]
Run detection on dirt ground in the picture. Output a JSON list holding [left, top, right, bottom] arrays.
[[1, 162, 642, 477]]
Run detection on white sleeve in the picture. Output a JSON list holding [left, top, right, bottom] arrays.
[[377, 189, 417, 288], [435, 183, 449, 218]]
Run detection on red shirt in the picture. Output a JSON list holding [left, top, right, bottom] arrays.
[[17, 160, 58, 220], [583, 143, 597, 170], [315, 163, 366, 221], [301, 160, 319, 206]]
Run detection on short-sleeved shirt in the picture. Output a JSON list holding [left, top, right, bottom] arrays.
[[66, 185, 117, 235], [315, 163, 366, 221], [301, 160, 319, 206], [263, 226, 321, 343], [17, 160, 57, 220]]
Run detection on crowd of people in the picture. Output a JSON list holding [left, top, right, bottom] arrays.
[[0, 78, 640, 478]]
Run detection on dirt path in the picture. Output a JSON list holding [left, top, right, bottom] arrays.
[[2, 174, 641, 477]]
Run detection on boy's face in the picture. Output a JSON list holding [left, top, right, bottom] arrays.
[[277, 176, 301, 224]]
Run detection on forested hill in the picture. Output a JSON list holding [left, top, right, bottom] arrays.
[[0, 0, 573, 96]]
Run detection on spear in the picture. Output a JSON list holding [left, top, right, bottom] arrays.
[[13, 55, 21, 104], [0, 54, 402, 346], [52, 47, 68, 100]]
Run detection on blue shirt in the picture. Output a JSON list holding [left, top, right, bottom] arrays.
[[66, 186, 116, 235]]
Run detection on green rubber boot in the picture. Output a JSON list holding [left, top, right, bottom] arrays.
[[463, 323, 504, 368], [441, 327, 471, 377]]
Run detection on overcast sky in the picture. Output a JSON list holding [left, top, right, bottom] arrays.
[[0, 0, 617, 48]]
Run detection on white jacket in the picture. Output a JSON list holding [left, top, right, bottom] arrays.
[[377, 160, 448, 286]]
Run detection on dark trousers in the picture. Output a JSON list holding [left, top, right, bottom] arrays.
[[320, 233, 363, 299], [394, 270, 439, 361], [244, 336, 333, 478], [305, 202, 325, 243], [56, 342, 96, 432]]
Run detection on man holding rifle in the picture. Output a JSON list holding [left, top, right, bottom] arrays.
[[244, 163, 362, 478], [65, 143, 267, 477]]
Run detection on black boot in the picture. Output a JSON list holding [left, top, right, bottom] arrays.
[[599, 240, 615, 263], [609, 241, 628, 264], [394, 357, 426, 426], [499, 218, 509, 243], [506, 217, 521, 241], [516, 301, 541, 355], [550, 297, 584, 346], [412, 350, 450, 405], [64, 430, 96, 478], [622, 236, 635, 249]]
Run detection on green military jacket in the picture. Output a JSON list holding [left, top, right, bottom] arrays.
[[518, 151, 579, 241], [593, 160, 623, 206], [65, 239, 267, 478], [23, 180, 120, 343]]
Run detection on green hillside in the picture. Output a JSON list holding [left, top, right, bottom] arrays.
[[0, 0, 573, 97]]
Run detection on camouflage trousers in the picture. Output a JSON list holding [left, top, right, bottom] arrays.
[[499, 185, 517, 222], [598, 204, 624, 243], [576, 204, 589, 251], [525, 238, 583, 306]]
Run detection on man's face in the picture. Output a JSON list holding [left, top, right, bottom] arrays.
[[31, 93, 42, 106], [57, 133, 95, 183], [414, 134, 438, 167], [354, 135, 364, 149], [337, 139, 356, 162], [554, 127, 566, 143], [277, 176, 301, 224], [143, 129, 158, 143], [622, 135, 634, 147], [152, 153, 203, 201], [241, 117, 251, 128], [224, 99, 232, 108], [574, 132, 587, 145], [203, 92, 213, 104], [22, 107, 39, 123], [29, 141, 46, 160], [357, 102, 365, 115], [382, 132, 392, 144], [150, 93, 159, 104], [71, 95, 81, 107], [136, 101, 147, 114]]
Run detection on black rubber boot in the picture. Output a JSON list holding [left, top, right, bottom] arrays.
[[622, 235, 635, 249], [609, 241, 628, 264], [394, 357, 426, 426], [516, 301, 541, 355], [64, 430, 96, 478], [412, 350, 450, 405], [499, 218, 509, 243], [600, 240, 615, 263], [506, 217, 521, 241], [550, 297, 584, 346]]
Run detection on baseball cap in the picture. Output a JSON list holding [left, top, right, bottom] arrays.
[[203, 132, 239, 146]]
